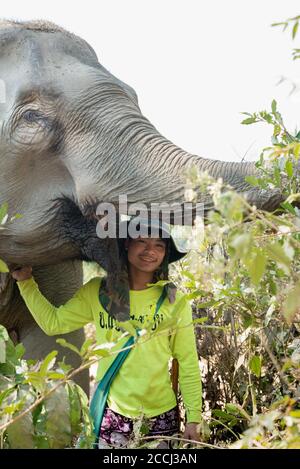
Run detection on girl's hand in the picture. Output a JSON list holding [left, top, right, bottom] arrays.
[[183, 422, 200, 443], [11, 266, 33, 281]]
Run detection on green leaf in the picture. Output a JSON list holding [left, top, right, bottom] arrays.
[[0, 202, 8, 224], [6, 412, 35, 448], [241, 117, 257, 125], [197, 300, 219, 308], [25, 372, 46, 392], [15, 343, 25, 360], [4, 337, 21, 367], [88, 348, 110, 358], [39, 350, 58, 376], [45, 385, 72, 448], [274, 111, 283, 125], [269, 279, 277, 295], [225, 403, 251, 421], [280, 201, 296, 215], [245, 176, 260, 187], [212, 409, 237, 423], [273, 124, 281, 136], [271, 22, 287, 28], [246, 249, 266, 286], [286, 193, 300, 206], [80, 339, 94, 357], [292, 21, 299, 39], [181, 270, 195, 281], [0, 259, 9, 273], [264, 303, 276, 327], [56, 338, 82, 357], [0, 339, 6, 363], [66, 382, 82, 436], [0, 326, 9, 358], [0, 325, 9, 340], [285, 159, 293, 178], [229, 233, 252, 258], [271, 99, 277, 114], [260, 111, 273, 124], [283, 280, 300, 322], [193, 317, 208, 324], [10, 213, 23, 221], [46, 372, 66, 380], [186, 290, 205, 300], [249, 355, 262, 378], [0, 386, 16, 408], [265, 243, 291, 270], [273, 166, 280, 186], [57, 360, 72, 374]]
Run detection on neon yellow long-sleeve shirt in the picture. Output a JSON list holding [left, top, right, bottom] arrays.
[[17, 276, 202, 423]]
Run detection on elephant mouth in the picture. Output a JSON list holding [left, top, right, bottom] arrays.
[[53, 195, 101, 250], [52, 195, 120, 268]]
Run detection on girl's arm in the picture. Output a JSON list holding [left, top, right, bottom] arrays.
[[13, 267, 94, 336], [170, 296, 202, 424]]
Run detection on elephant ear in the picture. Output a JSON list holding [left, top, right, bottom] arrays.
[[0, 272, 14, 307]]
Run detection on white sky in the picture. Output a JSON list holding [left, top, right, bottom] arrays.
[[1, 0, 300, 162]]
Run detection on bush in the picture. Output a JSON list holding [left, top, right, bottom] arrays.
[[167, 18, 300, 445], [0, 325, 95, 449]]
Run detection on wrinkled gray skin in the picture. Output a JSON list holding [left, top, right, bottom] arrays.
[[0, 20, 285, 395]]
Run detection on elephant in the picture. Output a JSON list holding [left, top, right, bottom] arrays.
[[0, 19, 286, 395]]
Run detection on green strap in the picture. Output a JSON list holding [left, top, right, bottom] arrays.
[[90, 285, 167, 445]]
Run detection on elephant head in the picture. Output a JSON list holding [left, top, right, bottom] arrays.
[[0, 19, 285, 275]]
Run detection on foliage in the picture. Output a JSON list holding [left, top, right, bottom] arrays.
[[171, 165, 300, 446], [230, 396, 300, 449], [272, 14, 300, 59], [0, 325, 96, 449], [170, 37, 300, 445]]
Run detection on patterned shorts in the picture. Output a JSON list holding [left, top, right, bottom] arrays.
[[98, 406, 179, 448]]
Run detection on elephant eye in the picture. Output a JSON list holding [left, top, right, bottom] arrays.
[[22, 110, 45, 123]]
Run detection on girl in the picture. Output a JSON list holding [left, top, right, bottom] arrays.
[[12, 218, 202, 448]]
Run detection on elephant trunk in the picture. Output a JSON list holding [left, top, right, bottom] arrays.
[[76, 112, 284, 215]]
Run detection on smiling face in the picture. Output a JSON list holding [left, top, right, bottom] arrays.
[[125, 237, 167, 274]]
